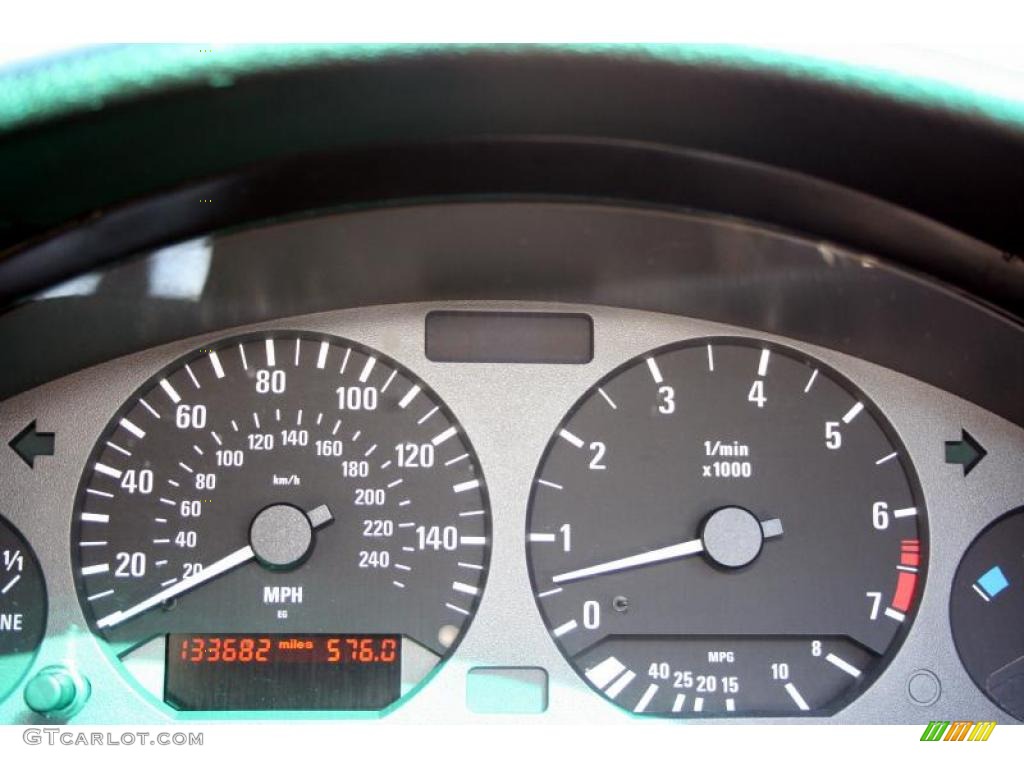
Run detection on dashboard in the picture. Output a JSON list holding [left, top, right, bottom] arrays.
[[0, 46, 1022, 729]]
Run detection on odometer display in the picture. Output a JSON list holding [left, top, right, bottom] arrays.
[[165, 633, 401, 711], [72, 332, 490, 710], [527, 339, 925, 717]]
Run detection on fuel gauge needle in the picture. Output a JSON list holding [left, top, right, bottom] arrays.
[[95, 503, 333, 629]]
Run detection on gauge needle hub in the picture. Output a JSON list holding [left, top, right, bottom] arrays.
[[95, 503, 333, 629], [551, 516, 783, 585]]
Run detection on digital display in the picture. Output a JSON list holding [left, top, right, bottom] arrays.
[[425, 311, 593, 364], [164, 633, 402, 711]]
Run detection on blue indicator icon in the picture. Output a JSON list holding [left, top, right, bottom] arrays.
[[973, 565, 1009, 602]]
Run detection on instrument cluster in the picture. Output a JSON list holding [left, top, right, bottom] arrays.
[[1, 301, 1021, 724]]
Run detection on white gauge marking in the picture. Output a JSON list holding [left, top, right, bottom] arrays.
[[417, 406, 439, 425], [726, 698, 736, 712], [634, 683, 659, 713], [185, 364, 200, 389], [106, 441, 131, 457], [399, 385, 421, 409], [81, 564, 110, 576], [238, 344, 249, 370], [459, 510, 485, 517], [693, 697, 704, 712], [537, 479, 563, 490], [139, 398, 160, 418], [445, 453, 469, 466], [459, 536, 487, 545], [79, 541, 107, 548], [646, 357, 664, 383], [893, 507, 918, 518], [316, 341, 329, 369], [784, 682, 810, 711], [605, 670, 636, 700], [529, 532, 557, 542], [381, 370, 397, 392], [209, 351, 225, 378], [597, 387, 617, 409], [339, 348, 351, 374], [586, 656, 626, 689], [537, 587, 562, 598], [81, 513, 110, 523], [159, 379, 181, 404], [432, 426, 457, 446], [265, 338, 276, 367], [452, 581, 479, 596], [825, 653, 862, 678], [120, 418, 146, 439], [552, 619, 578, 637], [757, 348, 771, 376], [884, 607, 906, 622], [972, 584, 990, 601], [842, 402, 864, 424], [94, 462, 122, 479], [358, 356, 376, 383], [445, 602, 470, 616], [672, 694, 686, 713], [293, 339, 301, 366], [1, 574, 21, 594], [87, 589, 115, 601], [393, 563, 412, 571], [458, 561, 484, 571], [876, 451, 898, 465], [804, 368, 819, 393], [558, 429, 584, 448], [453, 479, 480, 494]]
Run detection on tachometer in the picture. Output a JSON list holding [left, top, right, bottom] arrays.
[[73, 332, 490, 711], [527, 339, 924, 717]]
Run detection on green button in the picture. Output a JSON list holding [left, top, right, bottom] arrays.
[[24, 667, 79, 715]]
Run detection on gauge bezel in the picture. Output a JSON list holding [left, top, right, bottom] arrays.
[[69, 329, 493, 715], [525, 335, 929, 718]]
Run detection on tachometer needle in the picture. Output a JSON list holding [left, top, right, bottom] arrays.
[[95, 503, 333, 629], [551, 517, 782, 584]]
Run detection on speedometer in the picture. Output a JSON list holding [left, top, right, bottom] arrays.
[[527, 339, 924, 717], [72, 332, 490, 712]]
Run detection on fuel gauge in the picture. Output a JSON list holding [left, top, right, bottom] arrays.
[[951, 506, 1024, 721], [0, 515, 48, 702]]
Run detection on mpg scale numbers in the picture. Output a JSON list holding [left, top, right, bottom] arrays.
[[527, 339, 925, 717], [72, 332, 490, 709]]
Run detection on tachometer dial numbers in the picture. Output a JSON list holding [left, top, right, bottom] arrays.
[[0, 516, 47, 703], [527, 339, 924, 717], [72, 333, 490, 711]]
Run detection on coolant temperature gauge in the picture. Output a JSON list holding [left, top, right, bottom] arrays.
[[0, 515, 47, 702]]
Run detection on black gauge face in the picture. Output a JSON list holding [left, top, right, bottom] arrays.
[[951, 506, 1024, 721], [72, 333, 490, 710], [0, 516, 47, 702], [527, 339, 925, 717]]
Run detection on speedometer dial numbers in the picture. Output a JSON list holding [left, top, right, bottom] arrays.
[[72, 333, 490, 711], [527, 339, 925, 717]]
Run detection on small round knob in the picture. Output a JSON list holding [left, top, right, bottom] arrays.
[[24, 666, 90, 718]]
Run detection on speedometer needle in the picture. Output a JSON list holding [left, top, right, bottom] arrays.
[[95, 503, 333, 629], [551, 517, 783, 584]]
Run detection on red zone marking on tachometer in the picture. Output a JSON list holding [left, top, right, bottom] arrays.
[[892, 539, 921, 613]]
